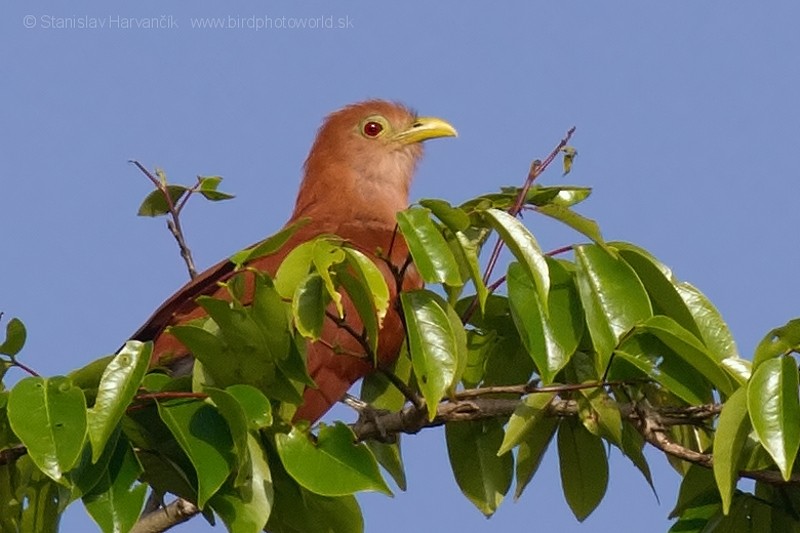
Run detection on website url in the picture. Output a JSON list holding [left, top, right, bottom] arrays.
[[189, 15, 354, 31]]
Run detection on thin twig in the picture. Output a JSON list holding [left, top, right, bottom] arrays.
[[130, 161, 198, 279]]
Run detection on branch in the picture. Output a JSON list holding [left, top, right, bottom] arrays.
[[130, 161, 198, 279], [350, 393, 800, 487], [131, 498, 200, 533]]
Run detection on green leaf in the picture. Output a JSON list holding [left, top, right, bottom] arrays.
[[83, 438, 147, 533], [292, 273, 328, 340], [137, 185, 188, 217], [498, 392, 555, 455], [16, 459, 68, 533], [638, 315, 734, 396], [507, 260, 582, 383], [396, 206, 462, 286], [344, 247, 390, 327], [210, 432, 274, 533], [514, 415, 558, 500], [400, 290, 459, 419], [536, 204, 604, 246], [88, 341, 151, 462], [366, 440, 406, 491], [336, 269, 380, 359], [558, 418, 608, 521], [8, 376, 87, 482], [614, 335, 713, 405], [267, 454, 363, 533], [483, 208, 550, 312], [613, 243, 702, 337], [747, 356, 800, 480], [275, 423, 391, 496], [450, 230, 489, 312], [671, 463, 719, 519], [753, 318, 800, 369], [578, 387, 622, 445], [204, 387, 252, 488], [311, 239, 346, 318], [230, 218, 310, 267], [226, 384, 273, 430], [359, 350, 413, 413], [676, 282, 746, 382], [198, 175, 235, 201], [157, 398, 236, 507], [617, 422, 656, 497], [419, 198, 471, 231], [0, 317, 26, 356], [713, 387, 750, 514], [274, 240, 317, 299], [446, 419, 512, 517], [574, 244, 652, 370]]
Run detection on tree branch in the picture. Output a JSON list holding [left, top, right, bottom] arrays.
[[131, 498, 200, 533]]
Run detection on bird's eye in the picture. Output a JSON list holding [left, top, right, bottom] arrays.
[[363, 121, 384, 137]]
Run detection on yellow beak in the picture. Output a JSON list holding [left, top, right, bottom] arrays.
[[392, 116, 458, 145]]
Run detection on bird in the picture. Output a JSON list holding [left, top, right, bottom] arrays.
[[131, 100, 457, 423]]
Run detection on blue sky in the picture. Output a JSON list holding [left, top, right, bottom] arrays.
[[3, 2, 799, 532]]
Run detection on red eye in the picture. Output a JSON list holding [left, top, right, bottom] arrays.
[[363, 121, 383, 137]]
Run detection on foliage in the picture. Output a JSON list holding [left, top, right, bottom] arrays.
[[2, 154, 800, 533]]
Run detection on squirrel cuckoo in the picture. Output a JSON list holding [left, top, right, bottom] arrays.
[[131, 100, 457, 422]]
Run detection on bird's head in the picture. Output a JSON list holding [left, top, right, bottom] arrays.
[[293, 100, 457, 224]]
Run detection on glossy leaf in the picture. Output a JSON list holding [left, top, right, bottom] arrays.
[[536, 204, 604, 246], [578, 387, 622, 445], [574, 244, 652, 369], [274, 240, 316, 299], [396, 206, 462, 286], [157, 399, 235, 507], [514, 415, 558, 500], [498, 392, 555, 455], [230, 218, 310, 267], [366, 440, 407, 491], [614, 335, 713, 405], [204, 387, 252, 487], [311, 239, 346, 317], [137, 185, 187, 217], [507, 260, 582, 383], [275, 423, 391, 496], [617, 422, 656, 496], [359, 350, 413, 413], [676, 282, 740, 362], [400, 290, 459, 419], [558, 418, 608, 522], [0, 317, 26, 356], [336, 269, 380, 358], [713, 387, 750, 514], [8, 376, 87, 482], [210, 432, 274, 533], [226, 384, 273, 430], [267, 456, 363, 533], [197, 175, 235, 201], [292, 273, 328, 340], [483, 208, 550, 311], [419, 198, 471, 231], [83, 439, 147, 533], [670, 463, 719, 519], [639, 315, 734, 396], [446, 419, 512, 517], [88, 341, 151, 462], [753, 318, 800, 369], [747, 356, 800, 480], [614, 242, 702, 338], [344, 248, 390, 326], [451, 230, 489, 312]]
